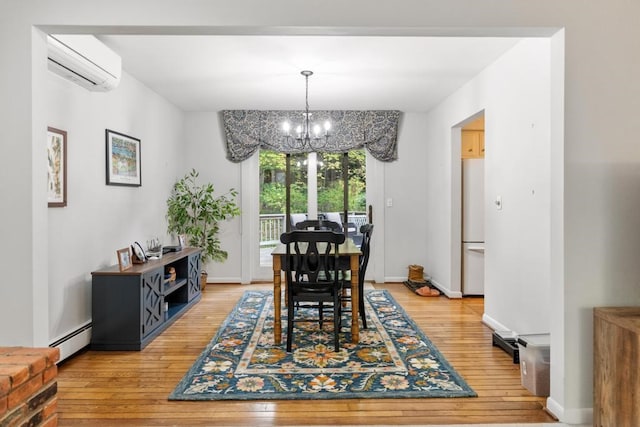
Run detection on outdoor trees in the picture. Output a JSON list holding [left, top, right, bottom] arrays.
[[259, 150, 366, 214]]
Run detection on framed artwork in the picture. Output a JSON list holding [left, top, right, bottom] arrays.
[[117, 247, 133, 271], [178, 234, 186, 248], [47, 127, 67, 207], [105, 129, 141, 186]]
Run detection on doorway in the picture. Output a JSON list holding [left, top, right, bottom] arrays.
[[256, 149, 367, 270], [460, 116, 485, 295], [451, 112, 485, 297]]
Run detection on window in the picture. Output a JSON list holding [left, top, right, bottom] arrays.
[[258, 149, 366, 267]]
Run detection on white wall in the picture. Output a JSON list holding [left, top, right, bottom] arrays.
[[560, 7, 640, 416], [423, 39, 552, 334], [383, 113, 430, 281], [483, 40, 551, 335], [46, 71, 185, 342], [6, 0, 640, 424], [184, 112, 243, 282]]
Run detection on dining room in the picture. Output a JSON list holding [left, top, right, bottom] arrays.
[[9, 1, 635, 424]]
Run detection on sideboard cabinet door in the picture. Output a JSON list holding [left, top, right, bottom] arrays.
[[141, 268, 163, 337], [188, 252, 201, 300]]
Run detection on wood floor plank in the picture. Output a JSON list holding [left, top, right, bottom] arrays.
[[55, 282, 557, 425]]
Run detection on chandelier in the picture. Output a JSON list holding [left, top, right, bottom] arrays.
[[282, 70, 331, 151]]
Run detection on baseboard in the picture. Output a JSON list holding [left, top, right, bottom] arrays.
[[206, 277, 242, 284], [49, 322, 92, 362], [481, 313, 511, 332], [546, 396, 593, 425], [429, 279, 462, 299]]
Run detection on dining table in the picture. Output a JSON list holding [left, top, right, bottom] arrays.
[[271, 237, 362, 345]]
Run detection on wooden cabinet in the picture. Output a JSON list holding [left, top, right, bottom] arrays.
[[594, 307, 640, 426], [461, 130, 485, 159], [187, 251, 201, 300], [91, 248, 201, 350], [141, 268, 164, 337]]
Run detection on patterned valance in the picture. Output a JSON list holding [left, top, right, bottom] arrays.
[[222, 110, 401, 162]]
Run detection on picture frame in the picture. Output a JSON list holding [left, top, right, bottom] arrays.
[[47, 127, 67, 207], [178, 234, 186, 249], [105, 129, 141, 187], [117, 247, 133, 271]]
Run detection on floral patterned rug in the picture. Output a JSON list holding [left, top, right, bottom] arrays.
[[169, 290, 476, 400]]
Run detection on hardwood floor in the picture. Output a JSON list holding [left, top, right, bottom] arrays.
[[56, 283, 557, 426]]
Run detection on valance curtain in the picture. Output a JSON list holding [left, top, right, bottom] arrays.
[[222, 110, 401, 162]]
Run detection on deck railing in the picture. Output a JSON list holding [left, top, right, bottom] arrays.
[[259, 214, 286, 247]]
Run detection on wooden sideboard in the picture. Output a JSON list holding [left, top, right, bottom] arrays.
[[91, 247, 201, 350], [594, 306, 640, 427]]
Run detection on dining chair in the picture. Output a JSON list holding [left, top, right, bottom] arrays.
[[324, 211, 360, 240], [341, 223, 374, 329], [297, 219, 355, 289], [293, 220, 346, 310], [294, 219, 342, 232], [280, 230, 346, 352]]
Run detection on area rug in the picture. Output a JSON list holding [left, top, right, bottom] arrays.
[[169, 290, 476, 400]]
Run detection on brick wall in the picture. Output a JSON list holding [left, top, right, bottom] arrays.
[[0, 347, 60, 427]]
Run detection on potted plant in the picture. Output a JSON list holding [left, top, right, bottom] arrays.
[[166, 169, 241, 289]]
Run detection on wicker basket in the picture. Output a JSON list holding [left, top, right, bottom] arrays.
[[408, 264, 427, 283]]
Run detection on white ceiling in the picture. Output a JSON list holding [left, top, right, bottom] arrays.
[[99, 35, 521, 113]]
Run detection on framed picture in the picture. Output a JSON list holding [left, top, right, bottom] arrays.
[[178, 234, 186, 248], [47, 127, 67, 207], [117, 247, 133, 271], [105, 129, 141, 186]]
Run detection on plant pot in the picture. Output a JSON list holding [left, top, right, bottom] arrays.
[[201, 271, 208, 291]]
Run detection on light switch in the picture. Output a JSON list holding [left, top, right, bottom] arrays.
[[386, 198, 393, 207], [495, 196, 502, 210]]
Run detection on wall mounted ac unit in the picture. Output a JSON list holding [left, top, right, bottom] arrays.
[[47, 34, 122, 92]]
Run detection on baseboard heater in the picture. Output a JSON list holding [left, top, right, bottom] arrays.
[[50, 322, 92, 362], [491, 330, 519, 364]]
